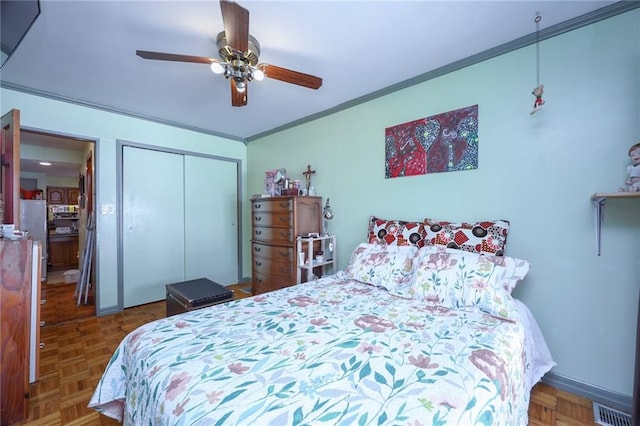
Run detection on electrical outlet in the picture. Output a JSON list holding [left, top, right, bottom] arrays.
[[101, 204, 115, 215]]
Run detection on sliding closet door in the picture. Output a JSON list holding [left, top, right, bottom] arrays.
[[122, 146, 185, 308], [184, 156, 238, 284]]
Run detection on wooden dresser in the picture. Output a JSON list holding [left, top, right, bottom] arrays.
[[1, 238, 40, 425], [251, 196, 321, 294]]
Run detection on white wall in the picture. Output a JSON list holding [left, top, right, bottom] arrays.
[[247, 10, 640, 399], [1, 89, 247, 312]]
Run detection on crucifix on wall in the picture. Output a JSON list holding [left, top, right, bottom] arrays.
[[303, 164, 315, 195]]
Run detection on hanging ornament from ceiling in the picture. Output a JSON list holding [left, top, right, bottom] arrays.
[[531, 14, 545, 115]]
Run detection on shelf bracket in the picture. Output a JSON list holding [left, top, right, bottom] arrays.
[[592, 196, 606, 256]]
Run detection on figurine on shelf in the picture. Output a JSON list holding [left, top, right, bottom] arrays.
[[620, 142, 640, 192]]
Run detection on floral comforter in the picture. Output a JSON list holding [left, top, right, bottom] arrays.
[[89, 275, 533, 425]]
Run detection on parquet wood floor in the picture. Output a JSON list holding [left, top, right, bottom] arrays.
[[19, 282, 597, 425]]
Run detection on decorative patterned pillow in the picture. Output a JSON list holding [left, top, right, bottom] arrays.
[[479, 251, 530, 294], [344, 243, 417, 294], [422, 218, 510, 256], [401, 246, 466, 308], [407, 247, 530, 320], [367, 216, 428, 247], [454, 253, 520, 320]]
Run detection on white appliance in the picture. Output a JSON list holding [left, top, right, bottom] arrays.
[[20, 199, 48, 281]]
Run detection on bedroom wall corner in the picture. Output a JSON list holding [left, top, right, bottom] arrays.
[[246, 9, 640, 400]]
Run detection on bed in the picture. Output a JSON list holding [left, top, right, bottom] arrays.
[[90, 217, 555, 425]]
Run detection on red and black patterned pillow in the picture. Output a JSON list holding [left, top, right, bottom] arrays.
[[422, 218, 510, 256], [367, 216, 428, 248], [367, 216, 510, 255]]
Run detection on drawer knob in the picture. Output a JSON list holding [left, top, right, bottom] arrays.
[[278, 250, 288, 257], [254, 247, 261, 252], [256, 216, 262, 221], [39, 342, 45, 349], [40, 321, 45, 327], [279, 217, 289, 223], [279, 202, 289, 208], [41, 299, 46, 305], [255, 203, 261, 209], [255, 230, 262, 235], [255, 261, 262, 266]]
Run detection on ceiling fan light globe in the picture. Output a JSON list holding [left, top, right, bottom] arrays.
[[210, 62, 225, 74], [252, 68, 264, 81], [235, 79, 246, 92]]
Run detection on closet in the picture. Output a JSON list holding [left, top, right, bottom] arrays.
[[121, 145, 239, 308]]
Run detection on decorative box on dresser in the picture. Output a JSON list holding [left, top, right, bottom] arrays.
[[251, 196, 321, 295], [1, 238, 42, 425]]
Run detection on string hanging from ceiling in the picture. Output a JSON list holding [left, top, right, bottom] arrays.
[[531, 13, 545, 115]]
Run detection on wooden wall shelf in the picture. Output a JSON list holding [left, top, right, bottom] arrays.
[[590, 192, 640, 255], [590, 191, 640, 425]]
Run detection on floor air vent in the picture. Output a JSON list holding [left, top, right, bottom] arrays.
[[593, 402, 632, 426]]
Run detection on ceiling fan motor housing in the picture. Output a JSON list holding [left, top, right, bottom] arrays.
[[216, 31, 260, 66], [136, 0, 322, 107], [216, 31, 261, 86]]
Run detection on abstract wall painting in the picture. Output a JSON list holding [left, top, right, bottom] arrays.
[[385, 104, 478, 178]]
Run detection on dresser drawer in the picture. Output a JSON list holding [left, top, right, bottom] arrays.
[[252, 243, 294, 262], [252, 258, 293, 279], [253, 272, 295, 295], [252, 226, 294, 243], [253, 212, 293, 228], [252, 198, 292, 213]]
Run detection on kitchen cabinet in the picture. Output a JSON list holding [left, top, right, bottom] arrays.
[[48, 234, 78, 269], [67, 188, 80, 204], [46, 186, 79, 205]]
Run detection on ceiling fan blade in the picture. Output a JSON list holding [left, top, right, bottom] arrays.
[[231, 79, 248, 107], [258, 64, 322, 90], [220, 0, 249, 53], [136, 50, 214, 64]]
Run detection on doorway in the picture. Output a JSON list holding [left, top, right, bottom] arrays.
[[19, 128, 97, 323]]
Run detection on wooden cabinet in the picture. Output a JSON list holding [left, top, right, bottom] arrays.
[[46, 186, 79, 205], [67, 188, 80, 204], [251, 196, 321, 295], [46, 187, 66, 204], [0, 239, 34, 424], [48, 234, 78, 269]]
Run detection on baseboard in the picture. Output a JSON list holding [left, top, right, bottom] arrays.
[[542, 372, 632, 414], [97, 305, 120, 317]]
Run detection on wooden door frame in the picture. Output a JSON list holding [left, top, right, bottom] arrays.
[[1, 109, 21, 227]]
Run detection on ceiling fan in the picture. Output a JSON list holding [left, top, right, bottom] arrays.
[[136, 0, 323, 107]]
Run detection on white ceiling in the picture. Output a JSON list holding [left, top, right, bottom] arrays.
[[19, 130, 92, 178], [1, 0, 630, 144]]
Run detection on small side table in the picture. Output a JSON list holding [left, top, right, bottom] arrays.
[[166, 278, 234, 317], [296, 234, 337, 283]]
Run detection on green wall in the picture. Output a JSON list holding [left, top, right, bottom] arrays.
[[1, 5, 637, 406], [1, 88, 247, 313], [247, 10, 640, 399]]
